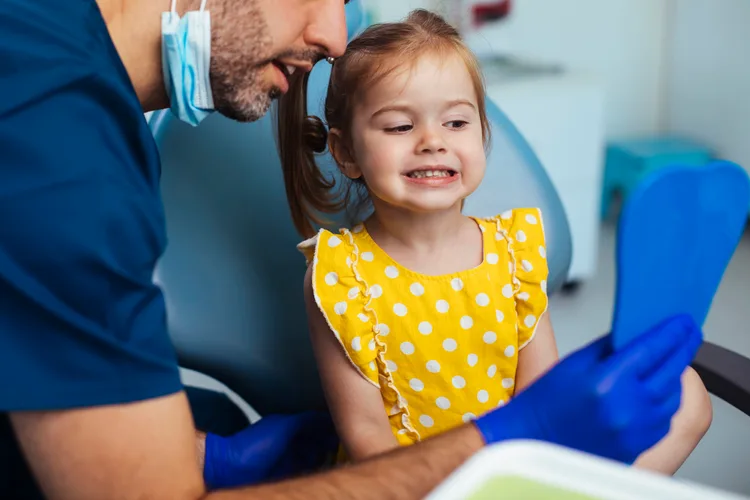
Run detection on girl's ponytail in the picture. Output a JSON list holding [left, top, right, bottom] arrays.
[[276, 72, 345, 239]]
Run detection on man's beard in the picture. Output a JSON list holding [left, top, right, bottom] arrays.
[[208, 0, 278, 123]]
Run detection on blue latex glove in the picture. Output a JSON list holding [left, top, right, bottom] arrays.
[[203, 411, 339, 490], [475, 314, 702, 464]]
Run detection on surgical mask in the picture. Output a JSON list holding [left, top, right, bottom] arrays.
[[161, 0, 215, 126]]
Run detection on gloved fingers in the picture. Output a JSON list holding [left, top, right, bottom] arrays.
[[268, 413, 340, 482], [563, 333, 613, 368], [651, 388, 683, 425], [604, 315, 699, 381], [642, 357, 687, 403], [582, 333, 614, 360], [617, 390, 681, 463], [204, 431, 270, 491], [202, 413, 339, 491], [203, 432, 225, 491], [620, 420, 673, 465], [226, 415, 316, 465], [638, 325, 702, 384]]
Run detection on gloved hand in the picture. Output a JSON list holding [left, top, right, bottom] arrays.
[[203, 411, 339, 490], [475, 314, 702, 464]]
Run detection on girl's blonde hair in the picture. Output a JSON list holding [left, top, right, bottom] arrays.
[[276, 9, 491, 238]]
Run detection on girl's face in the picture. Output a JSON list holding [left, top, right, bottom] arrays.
[[341, 52, 487, 215]]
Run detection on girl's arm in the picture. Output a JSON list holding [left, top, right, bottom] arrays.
[[514, 313, 560, 393], [304, 266, 400, 462]]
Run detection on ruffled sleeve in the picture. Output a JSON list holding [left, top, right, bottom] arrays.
[[297, 229, 381, 387], [499, 208, 550, 349]]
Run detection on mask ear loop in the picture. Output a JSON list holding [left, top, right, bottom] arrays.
[[199, 0, 208, 11], [170, 0, 177, 20]]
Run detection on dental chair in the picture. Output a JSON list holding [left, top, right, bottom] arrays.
[[148, 0, 750, 460]]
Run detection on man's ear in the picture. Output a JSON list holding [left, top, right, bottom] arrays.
[[328, 129, 362, 180]]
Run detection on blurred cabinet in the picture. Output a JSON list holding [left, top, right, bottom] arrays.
[[485, 67, 606, 284]]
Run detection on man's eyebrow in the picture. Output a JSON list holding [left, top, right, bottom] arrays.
[[371, 99, 477, 120]]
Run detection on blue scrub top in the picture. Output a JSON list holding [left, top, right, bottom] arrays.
[[0, 0, 183, 495]]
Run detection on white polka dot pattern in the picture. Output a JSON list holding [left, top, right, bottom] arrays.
[[436, 397, 451, 410], [325, 272, 339, 286], [426, 360, 441, 373], [477, 390, 489, 403], [309, 209, 548, 444], [443, 338, 457, 352], [393, 303, 408, 317], [410, 379, 424, 391]]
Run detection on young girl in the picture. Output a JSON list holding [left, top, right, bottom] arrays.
[[278, 9, 711, 473]]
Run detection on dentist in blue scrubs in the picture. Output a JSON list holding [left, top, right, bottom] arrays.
[[0, 0, 704, 498]]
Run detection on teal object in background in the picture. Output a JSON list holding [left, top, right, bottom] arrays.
[[611, 161, 750, 351], [147, 0, 571, 415], [601, 136, 715, 221]]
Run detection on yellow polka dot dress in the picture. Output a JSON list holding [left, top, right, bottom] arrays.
[[297, 208, 549, 446]]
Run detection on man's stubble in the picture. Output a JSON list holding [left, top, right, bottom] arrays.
[[209, 0, 276, 122]]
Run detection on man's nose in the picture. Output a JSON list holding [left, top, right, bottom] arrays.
[[306, 0, 348, 58]]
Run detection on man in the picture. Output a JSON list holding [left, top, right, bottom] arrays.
[[0, 0, 703, 498]]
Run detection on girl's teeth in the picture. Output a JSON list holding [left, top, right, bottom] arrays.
[[409, 170, 451, 178], [285, 65, 296, 75]]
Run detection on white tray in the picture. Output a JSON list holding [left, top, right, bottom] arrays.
[[427, 440, 748, 500]]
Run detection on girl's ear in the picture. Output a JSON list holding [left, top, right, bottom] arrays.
[[329, 128, 362, 180]]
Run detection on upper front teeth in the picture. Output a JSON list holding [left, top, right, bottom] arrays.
[[409, 170, 451, 178], [285, 65, 297, 76]]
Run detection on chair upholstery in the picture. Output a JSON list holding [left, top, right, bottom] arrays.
[[148, 2, 572, 415]]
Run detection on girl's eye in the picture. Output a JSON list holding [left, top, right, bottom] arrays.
[[385, 125, 413, 133], [446, 120, 469, 129]]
